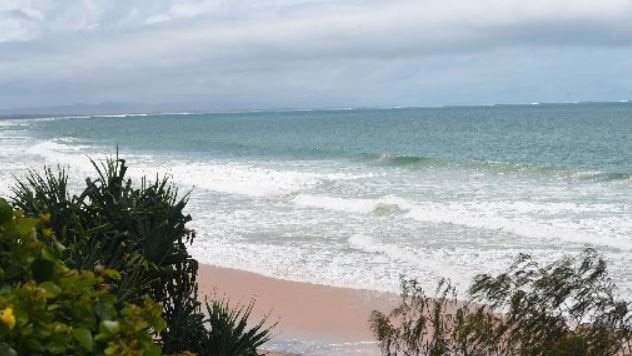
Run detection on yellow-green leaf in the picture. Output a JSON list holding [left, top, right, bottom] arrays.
[[71, 328, 93, 352], [17, 218, 39, 236], [99, 320, 120, 334], [103, 269, 121, 280], [41, 247, 58, 262], [39, 281, 62, 298]]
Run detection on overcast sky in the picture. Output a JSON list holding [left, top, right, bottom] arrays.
[[2, 0, 632, 112]]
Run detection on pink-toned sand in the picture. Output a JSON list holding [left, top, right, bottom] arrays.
[[196, 264, 399, 346]]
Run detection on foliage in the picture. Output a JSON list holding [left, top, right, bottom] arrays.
[[371, 249, 632, 356], [0, 197, 167, 356], [470, 249, 632, 355], [199, 300, 276, 356], [10, 157, 275, 355], [12, 158, 204, 352], [371, 278, 491, 356]]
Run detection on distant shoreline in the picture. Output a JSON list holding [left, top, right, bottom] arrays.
[[2, 99, 631, 119]]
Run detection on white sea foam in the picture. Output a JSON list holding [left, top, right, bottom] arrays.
[[26, 141, 81, 156], [399, 200, 632, 251], [347, 234, 438, 271], [171, 163, 322, 196], [292, 194, 632, 251], [20, 140, 371, 198], [346, 234, 488, 286], [23, 141, 103, 172], [150, 163, 370, 197], [91, 113, 149, 118], [0, 119, 19, 127], [4, 116, 632, 299], [293, 194, 379, 213], [0, 136, 30, 140]]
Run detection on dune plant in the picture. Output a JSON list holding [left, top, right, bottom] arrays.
[[10, 157, 274, 355], [0, 198, 167, 356], [371, 249, 632, 356], [200, 300, 276, 356], [12, 158, 202, 350]]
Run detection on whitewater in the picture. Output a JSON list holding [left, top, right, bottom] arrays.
[[1, 103, 631, 297]]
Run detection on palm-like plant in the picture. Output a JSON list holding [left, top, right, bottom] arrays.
[[201, 300, 276, 356], [11, 156, 275, 355]]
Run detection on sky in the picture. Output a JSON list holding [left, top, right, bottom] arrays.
[[1, 0, 632, 113]]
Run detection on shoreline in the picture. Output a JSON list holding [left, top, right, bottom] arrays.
[[196, 264, 400, 354]]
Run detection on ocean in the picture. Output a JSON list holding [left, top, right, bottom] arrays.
[[1, 103, 632, 299]]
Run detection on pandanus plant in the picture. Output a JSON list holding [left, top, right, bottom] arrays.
[[11, 156, 274, 356]]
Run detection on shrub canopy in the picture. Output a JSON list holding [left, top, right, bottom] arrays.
[[0, 197, 168, 356], [371, 249, 632, 356], [8, 157, 274, 356]]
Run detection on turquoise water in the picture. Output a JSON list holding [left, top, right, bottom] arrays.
[[1, 103, 632, 299], [21, 104, 632, 173]]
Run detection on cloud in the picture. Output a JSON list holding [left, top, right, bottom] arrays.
[[1, 0, 632, 110], [0, 8, 43, 42]]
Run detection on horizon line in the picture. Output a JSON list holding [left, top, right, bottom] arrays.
[[1, 99, 631, 119]]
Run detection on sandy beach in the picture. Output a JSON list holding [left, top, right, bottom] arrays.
[[197, 264, 400, 355]]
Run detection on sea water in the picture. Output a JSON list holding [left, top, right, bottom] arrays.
[[1, 103, 631, 298]]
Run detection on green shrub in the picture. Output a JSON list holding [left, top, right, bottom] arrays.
[[10, 157, 275, 355], [371, 249, 632, 356], [370, 279, 484, 356], [200, 300, 276, 356], [12, 158, 204, 352], [0, 197, 168, 356]]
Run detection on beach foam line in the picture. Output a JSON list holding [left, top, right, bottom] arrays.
[[292, 194, 381, 214], [155, 162, 375, 197], [347, 233, 462, 281], [291, 193, 632, 250], [21, 139, 376, 198], [19, 138, 632, 252]]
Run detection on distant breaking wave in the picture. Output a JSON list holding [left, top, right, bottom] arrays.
[[4, 105, 632, 301], [573, 171, 632, 182], [22, 137, 632, 186], [364, 153, 436, 167], [358, 153, 632, 182]]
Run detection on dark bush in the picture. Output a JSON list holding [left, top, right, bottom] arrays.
[[0, 198, 168, 356], [11, 157, 274, 355], [200, 300, 276, 356], [371, 249, 632, 356]]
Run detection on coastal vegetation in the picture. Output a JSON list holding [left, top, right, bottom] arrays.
[[371, 249, 632, 356], [3, 156, 632, 355], [1, 157, 273, 355], [0, 198, 167, 355]]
